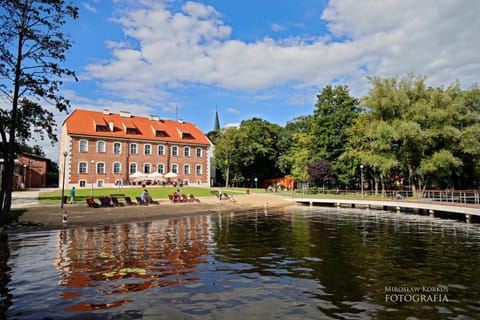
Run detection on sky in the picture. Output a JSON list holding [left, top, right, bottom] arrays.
[[34, 0, 480, 161]]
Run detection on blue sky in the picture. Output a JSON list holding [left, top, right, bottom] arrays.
[[41, 0, 480, 161]]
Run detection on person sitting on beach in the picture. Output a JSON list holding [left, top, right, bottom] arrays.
[[173, 188, 182, 202], [141, 189, 150, 202]]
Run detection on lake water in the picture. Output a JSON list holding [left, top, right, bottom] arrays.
[[1, 206, 479, 319]]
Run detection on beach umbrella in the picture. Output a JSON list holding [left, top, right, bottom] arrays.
[[148, 172, 164, 179], [165, 172, 178, 178], [129, 172, 145, 181], [148, 172, 166, 182]]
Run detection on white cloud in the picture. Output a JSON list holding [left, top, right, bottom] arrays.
[[82, 2, 97, 13], [84, 0, 480, 106], [272, 23, 286, 32]]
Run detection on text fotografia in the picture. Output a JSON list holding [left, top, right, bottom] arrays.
[[385, 285, 449, 303]]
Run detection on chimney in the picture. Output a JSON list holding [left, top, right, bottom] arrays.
[[103, 108, 110, 115], [120, 111, 131, 118]]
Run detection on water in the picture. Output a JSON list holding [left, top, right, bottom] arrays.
[[1, 206, 480, 319]]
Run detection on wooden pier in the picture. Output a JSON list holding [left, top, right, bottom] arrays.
[[293, 198, 480, 223]]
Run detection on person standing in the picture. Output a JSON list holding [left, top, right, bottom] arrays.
[[69, 187, 75, 204]]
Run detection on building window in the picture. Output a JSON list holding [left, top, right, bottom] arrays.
[[129, 163, 137, 174], [97, 163, 105, 174], [157, 164, 165, 174], [79, 162, 87, 174], [171, 164, 178, 174], [172, 146, 178, 156], [158, 145, 165, 156], [130, 143, 137, 155], [184, 164, 190, 175], [126, 127, 139, 134], [155, 130, 168, 137], [184, 147, 190, 157], [196, 148, 202, 157], [196, 165, 202, 175], [97, 141, 106, 153], [79, 180, 86, 187], [113, 142, 121, 154], [115, 179, 122, 186], [79, 140, 88, 152], [113, 162, 121, 174], [144, 163, 151, 174], [182, 132, 194, 139], [97, 180, 104, 187], [144, 144, 152, 155], [96, 125, 108, 132]]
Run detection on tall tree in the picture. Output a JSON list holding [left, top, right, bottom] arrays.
[[310, 85, 359, 186], [0, 0, 78, 224]]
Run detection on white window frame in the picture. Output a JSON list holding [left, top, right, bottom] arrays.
[[129, 163, 137, 174], [184, 147, 190, 157], [144, 163, 151, 174], [113, 162, 121, 174], [79, 180, 86, 187], [79, 140, 88, 152], [157, 163, 165, 174], [184, 164, 190, 175], [78, 162, 87, 174], [158, 144, 165, 156], [130, 143, 138, 155], [196, 147, 202, 157], [144, 144, 152, 155], [171, 146, 178, 157], [196, 165, 202, 175], [113, 142, 122, 154], [171, 164, 178, 174], [96, 162, 105, 174], [97, 141, 106, 153]]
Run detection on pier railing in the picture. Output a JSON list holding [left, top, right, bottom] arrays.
[[290, 189, 480, 207]]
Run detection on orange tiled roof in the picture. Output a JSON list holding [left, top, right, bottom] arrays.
[[64, 109, 211, 145]]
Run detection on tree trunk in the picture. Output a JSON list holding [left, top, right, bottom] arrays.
[[0, 153, 14, 225]]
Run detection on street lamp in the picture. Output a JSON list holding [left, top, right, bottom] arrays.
[[360, 164, 364, 199], [61, 151, 68, 208], [91, 160, 95, 197], [254, 177, 258, 189]]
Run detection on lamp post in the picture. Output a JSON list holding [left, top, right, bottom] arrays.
[[360, 164, 364, 199], [91, 160, 95, 197], [23, 165, 26, 189], [61, 151, 68, 208], [254, 177, 258, 189], [28, 159, 33, 188]]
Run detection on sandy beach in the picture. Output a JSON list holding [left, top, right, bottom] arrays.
[[10, 193, 294, 233]]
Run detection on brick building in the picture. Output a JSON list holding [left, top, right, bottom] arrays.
[[59, 109, 214, 189]]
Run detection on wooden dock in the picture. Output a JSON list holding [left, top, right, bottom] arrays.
[[293, 198, 480, 223]]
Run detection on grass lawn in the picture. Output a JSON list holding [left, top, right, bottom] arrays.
[[38, 186, 249, 205]]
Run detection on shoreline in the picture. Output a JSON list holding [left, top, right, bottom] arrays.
[[8, 194, 294, 233]]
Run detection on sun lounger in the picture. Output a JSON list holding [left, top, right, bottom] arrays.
[[188, 194, 200, 202], [86, 198, 99, 208], [146, 195, 160, 204], [125, 196, 137, 205], [168, 194, 181, 203], [136, 196, 148, 205], [111, 197, 125, 207]]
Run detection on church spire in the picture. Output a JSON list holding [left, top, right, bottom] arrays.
[[214, 107, 220, 131]]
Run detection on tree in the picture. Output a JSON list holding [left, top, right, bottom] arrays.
[[307, 159, 336, 188], [0, 0, 78, 224], [213, 126, 241, 187]]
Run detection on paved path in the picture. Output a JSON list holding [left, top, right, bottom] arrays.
[[10, 189, 52, 209]]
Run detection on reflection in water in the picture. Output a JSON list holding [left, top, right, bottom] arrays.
[[0, 233, 11, 318], [54, 216, 211, 311], [4, 207, 480, 319]]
